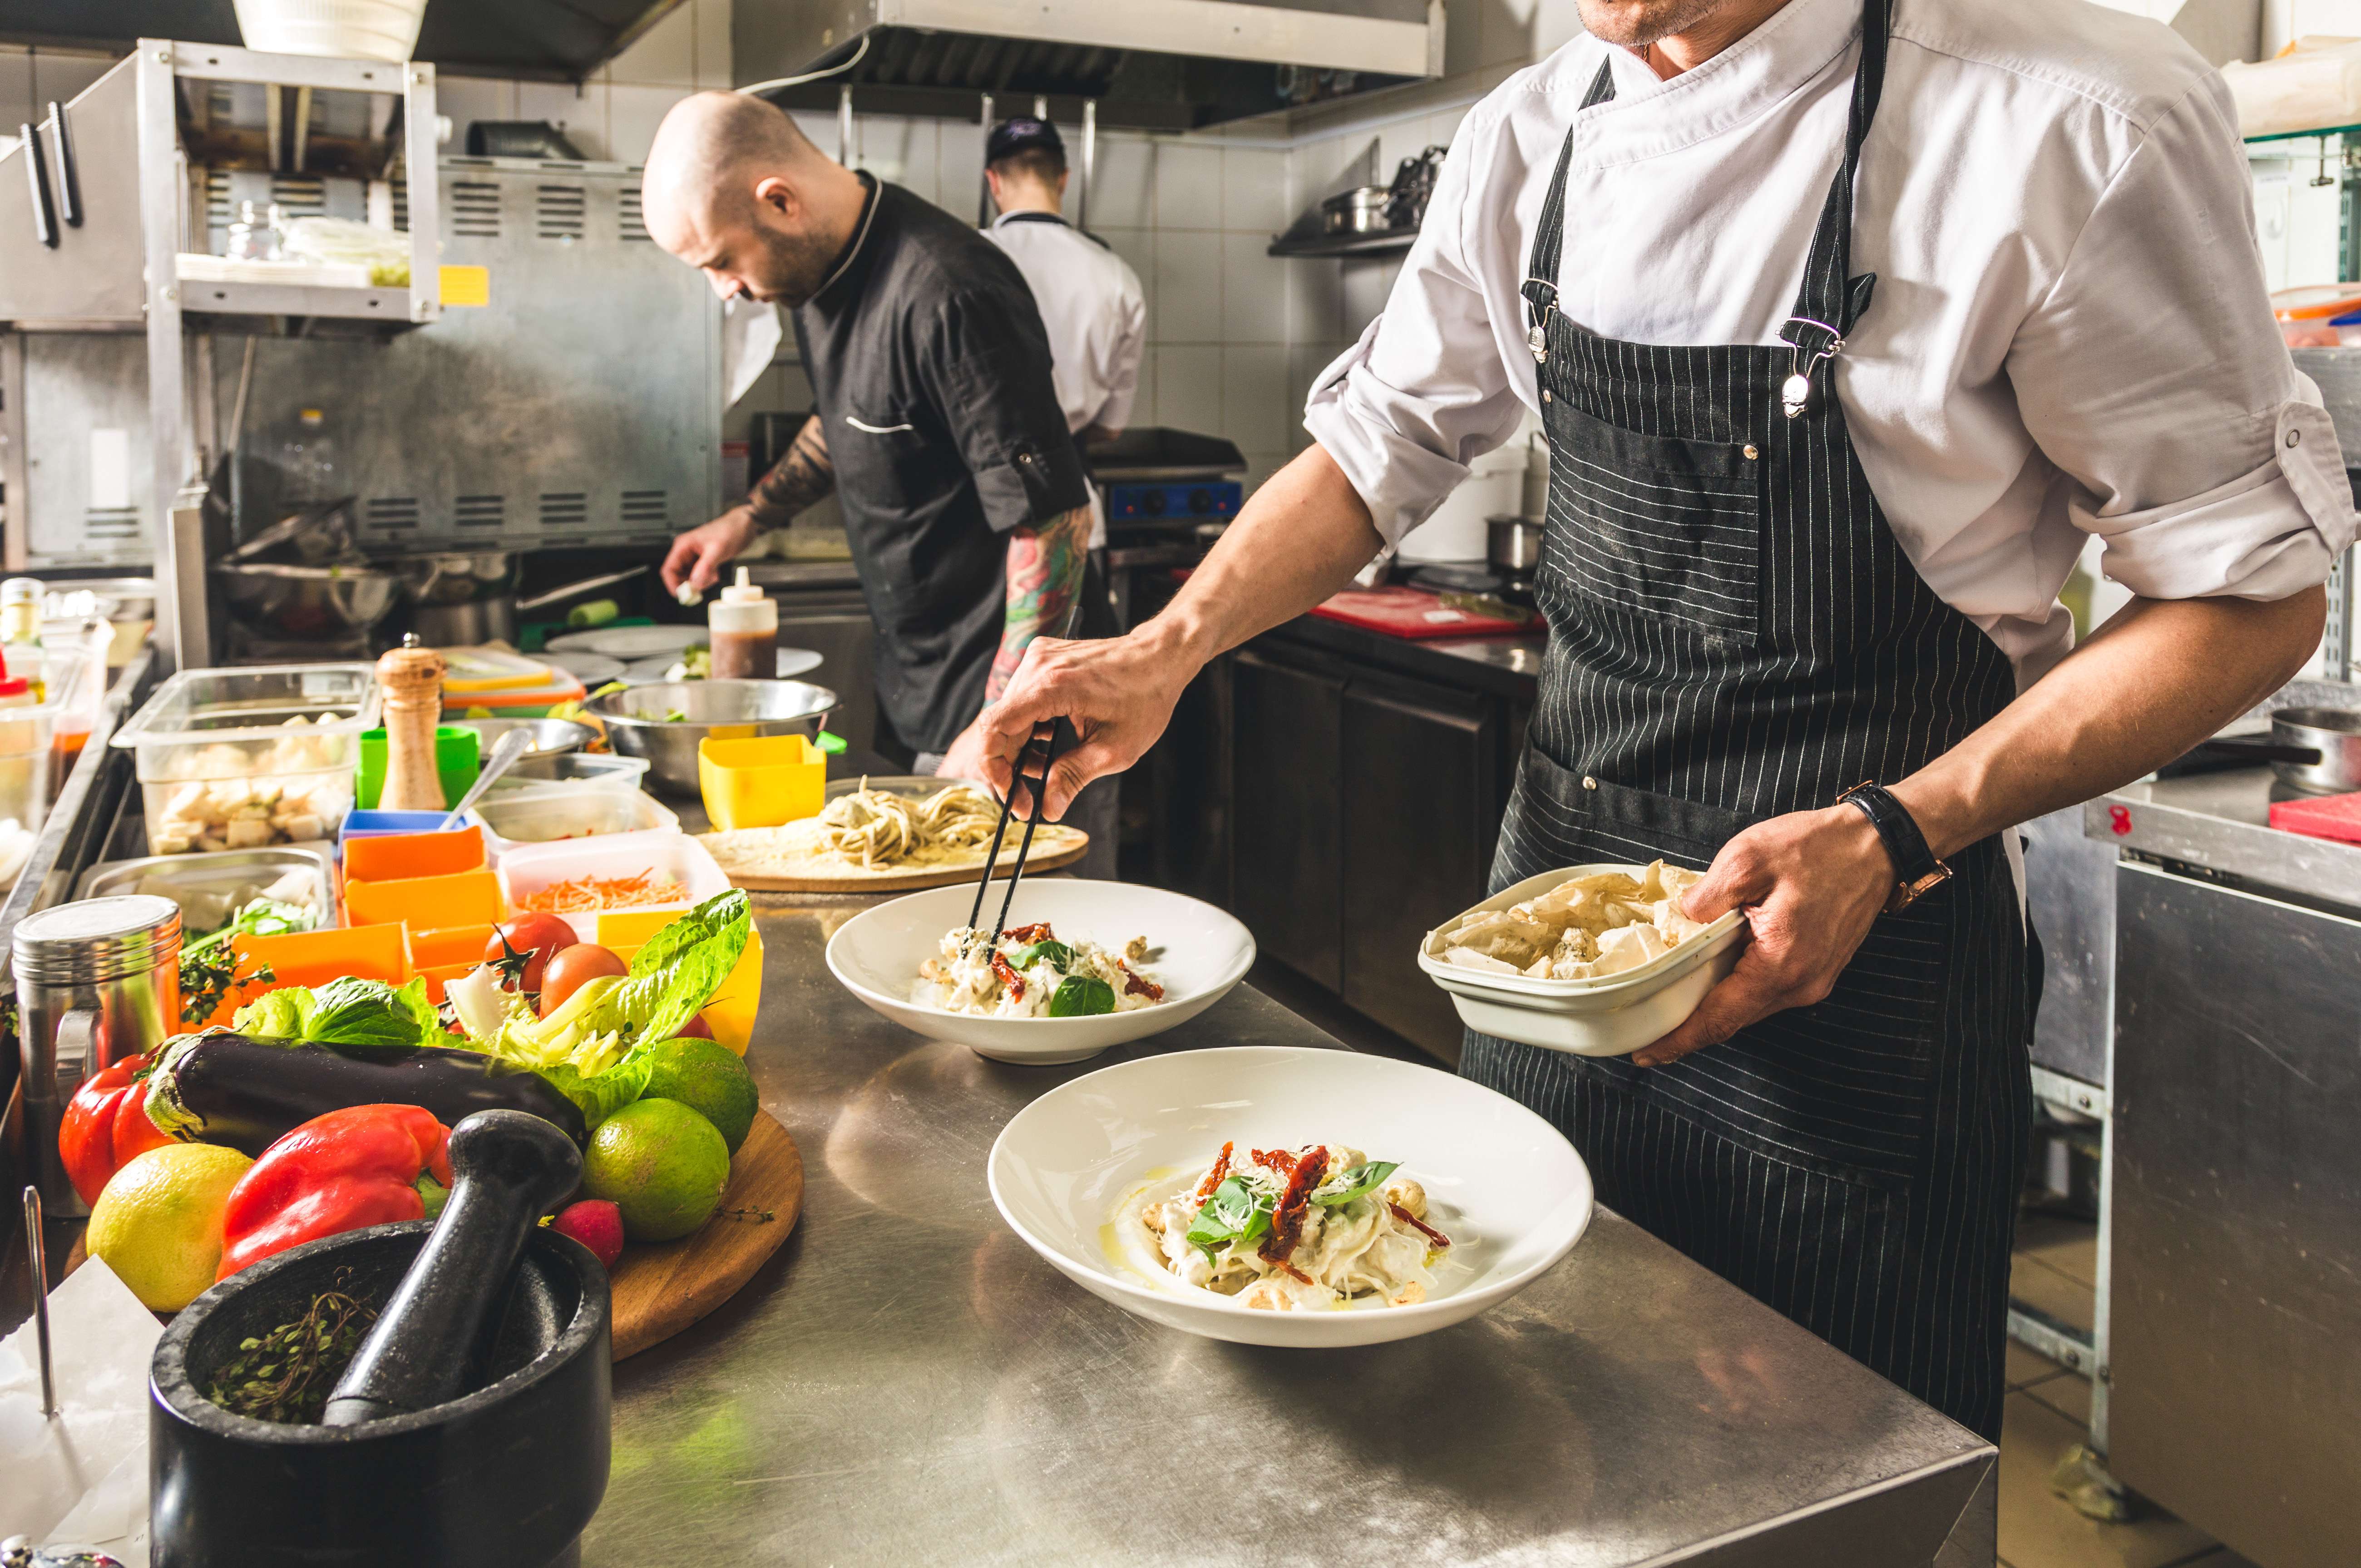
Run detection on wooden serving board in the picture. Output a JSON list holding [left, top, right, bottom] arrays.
[[608, 1109, 802, 1360], [719, 831, 1088, 893], [59, 1113, 804, 1363]]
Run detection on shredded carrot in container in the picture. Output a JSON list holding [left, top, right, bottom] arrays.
[[518, 870, 688, 914]]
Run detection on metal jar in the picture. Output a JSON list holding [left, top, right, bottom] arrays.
[[13, 893, 183, 1215], [1488, 515, 1546, 574]]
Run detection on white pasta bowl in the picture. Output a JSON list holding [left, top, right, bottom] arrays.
[[1418, 864, 1749, 1057], [826, 878, 1255, 1065], [989, 1046, 1593, 1347]]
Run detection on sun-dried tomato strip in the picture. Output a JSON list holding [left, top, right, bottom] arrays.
[[1117, 961, 1164, 1001], [1259, 1144, 1328, 1264], [1002, 922, 1055, 944], [1275, 1260, 1313, 1285], [1194, 1141, 1235, 1200], [1250, 1147, 1296, 1176], [1390, 1201, 1451, 1250], [989, 951, 1025, 1002]]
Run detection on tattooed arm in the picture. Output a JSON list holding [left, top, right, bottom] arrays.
[[660, 414, 835, 593], [988, 503, 1092, 700]]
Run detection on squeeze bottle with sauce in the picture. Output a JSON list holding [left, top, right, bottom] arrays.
[[708, 567, 777, 680]]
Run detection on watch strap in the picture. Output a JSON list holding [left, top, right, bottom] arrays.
[[1838, 781, 1947, 906]]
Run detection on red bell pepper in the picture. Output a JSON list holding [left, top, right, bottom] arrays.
[[58, 1053, 175, 1207], [216, 1104, 455, 1282]]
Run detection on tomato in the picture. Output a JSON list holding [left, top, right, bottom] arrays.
[[674, 1012, 714, 1040], [540, 944, 628, 1015], [486, 913, 578, 993]]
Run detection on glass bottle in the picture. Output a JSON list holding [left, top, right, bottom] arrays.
[[0, 579, 46, 703]]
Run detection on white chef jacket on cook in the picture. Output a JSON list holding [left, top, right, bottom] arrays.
[[1304, 0, 2357, 681], [988, 212, 1147, 549]]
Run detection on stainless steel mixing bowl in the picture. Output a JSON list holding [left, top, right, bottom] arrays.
[[212, 560, 403, 641], [583, 679, 836, 796], [443, 716, 599, 773]]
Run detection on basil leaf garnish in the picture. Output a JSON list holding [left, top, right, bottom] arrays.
[[1014, 940, 1076, 974], [1310, 1160, 1399, 1207], [1047, 974, 1115, 1016], [1184, 1174, 1273, 1255]]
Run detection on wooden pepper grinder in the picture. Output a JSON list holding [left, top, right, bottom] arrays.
[[376, 634, 448, 811]]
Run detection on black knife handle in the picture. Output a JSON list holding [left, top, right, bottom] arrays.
[[21, 121, 56, 248]]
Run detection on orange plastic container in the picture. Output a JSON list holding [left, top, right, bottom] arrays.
[[344, 868, 500, 930], [344, 827, 484, 883], [416, 960, 480, 1004], [408, 922, 496, 970], [594, 908, 764, 1055], [205, 923, 411, 1026]]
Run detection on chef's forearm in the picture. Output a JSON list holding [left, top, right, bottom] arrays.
[[1148, 444, 1384, 671], [1891, 587, 2327, 860], [746, 414, 835, 529], [988, 504, 1093, 700]]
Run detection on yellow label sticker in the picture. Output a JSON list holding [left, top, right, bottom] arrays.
[[439, 265, 489, 307]]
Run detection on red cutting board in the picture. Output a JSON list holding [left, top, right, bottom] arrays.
[[2268, 790, 2361, 845], [1309, 586, 1531, 640]]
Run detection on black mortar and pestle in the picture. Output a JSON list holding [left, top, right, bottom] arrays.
[[150, 1110, 610, 1568]]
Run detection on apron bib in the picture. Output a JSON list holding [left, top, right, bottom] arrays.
[[1462, 1, 2032, 1440]]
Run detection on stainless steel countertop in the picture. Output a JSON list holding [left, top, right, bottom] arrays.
[[2087, 768, 2361, 907], [583, 888, 1995, 1566]]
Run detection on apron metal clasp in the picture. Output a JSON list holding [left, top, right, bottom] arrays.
[[1779, 316, 1844, 419]]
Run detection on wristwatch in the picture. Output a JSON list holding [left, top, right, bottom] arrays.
[[1837, 781, 1950, 911]]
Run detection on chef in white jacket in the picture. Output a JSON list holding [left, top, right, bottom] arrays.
[[982, 115, 1148, 551], [978, 0, 2355, 1441]]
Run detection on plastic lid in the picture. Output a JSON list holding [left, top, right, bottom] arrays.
[[0, 677, 28, 698], [721, 565, 764, 604]]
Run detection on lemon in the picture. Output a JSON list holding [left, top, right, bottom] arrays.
[[640, 1037, 759, 1153], [582, 1099, 730, 1242], [87, 1143, 253, 1312]]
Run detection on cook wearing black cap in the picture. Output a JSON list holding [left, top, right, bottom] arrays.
[[641, 91, 1094, 790]]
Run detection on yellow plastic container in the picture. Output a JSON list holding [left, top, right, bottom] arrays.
[[698, 733, 825, 831], [595, 907, 764, 1056]]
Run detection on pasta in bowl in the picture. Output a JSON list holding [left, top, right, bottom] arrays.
[[990, 1047, 1593, 1347], [827, 879, 1251, 1064]]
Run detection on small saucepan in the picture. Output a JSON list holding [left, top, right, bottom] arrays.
[[2270, 707, 2361, 794], [1488, 515, 1545, 574]]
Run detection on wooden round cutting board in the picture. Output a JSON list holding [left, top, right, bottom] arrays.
[[59, 1113, 804, 1363], [608, 1108, 802, 1360], [719, 832, 1087, 893]]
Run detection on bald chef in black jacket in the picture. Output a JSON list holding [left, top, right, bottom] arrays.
[[645, 92, 1095, 794]]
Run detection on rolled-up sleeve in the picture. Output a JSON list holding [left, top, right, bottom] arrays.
[[927, 286, 1092, 534], [2011, 74, 2354, 601], [1303, 114, 1531, 547]]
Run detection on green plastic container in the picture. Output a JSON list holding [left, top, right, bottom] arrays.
[[356, 725, 481, 810]]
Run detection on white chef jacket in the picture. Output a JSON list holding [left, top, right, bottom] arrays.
[[987, 212, 1147, 438], [1304, 0, 2357, 680]]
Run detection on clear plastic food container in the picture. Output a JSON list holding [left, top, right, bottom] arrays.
[[470, 788, 677, 854], [486, 753, 651, 798], [76, 846, 336, 937], [112, 663, 380, 856], [494, 830, 727, 944]]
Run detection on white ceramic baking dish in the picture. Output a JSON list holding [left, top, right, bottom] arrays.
[[1417, 864, 1749, 1056]]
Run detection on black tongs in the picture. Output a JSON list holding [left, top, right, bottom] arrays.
[[968, 718, 1067, 945]]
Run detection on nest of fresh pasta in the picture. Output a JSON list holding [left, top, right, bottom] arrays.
[[1436, 861, 1711, 980]]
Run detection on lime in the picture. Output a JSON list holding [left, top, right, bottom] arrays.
[[87, 1143, 253, 1312], [640, 1036, 759, 1153], [582, 1099, 731, 1242]]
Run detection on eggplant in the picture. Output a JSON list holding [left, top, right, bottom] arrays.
[[143, 1031, 588, 1155]]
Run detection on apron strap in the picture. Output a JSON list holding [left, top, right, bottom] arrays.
[[1520, 59, 1616, 364], [1778, 0, 1893, 386]]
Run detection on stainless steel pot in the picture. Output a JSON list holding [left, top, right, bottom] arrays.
[[1488, 515, 1545, 574], [584, 679, 836, 796], [213, 559, 404, 641], [391, 553, 646, 646], [2270, 706, 2361, 794], [443, 716, 599, 775], [1321, 186, 1392, 235]]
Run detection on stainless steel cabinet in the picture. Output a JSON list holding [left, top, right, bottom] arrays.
[[1231, 648, 1344, 990], [2109, 860, 2361, 1568], [1341, 671, 1497, 1061]]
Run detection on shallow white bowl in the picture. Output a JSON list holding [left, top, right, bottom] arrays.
[[1418, 864, 1749, 1056], [988, 1046, 1593, 1346], [826, 879, 1255, 1065]]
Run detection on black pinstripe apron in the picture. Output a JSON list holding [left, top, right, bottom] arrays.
[[1462, 2, 2032, 1441]]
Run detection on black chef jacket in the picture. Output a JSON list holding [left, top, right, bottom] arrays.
[[792, 178, 1091, 755]]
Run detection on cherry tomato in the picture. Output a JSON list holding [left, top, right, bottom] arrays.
[[540, 944, 628, 1015], [674, 1013, 714, 1040], [486, 913, 577, 993]]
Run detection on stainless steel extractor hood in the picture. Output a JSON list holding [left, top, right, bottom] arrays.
[[736, 0, 1444, 130]]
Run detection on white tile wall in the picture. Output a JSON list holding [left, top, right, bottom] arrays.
[[1158, 345, 1224, 433], [1223, 146, 1290, 234], [1221, 234, 1289, 345], [1154, 229, 1224, 343], [1152, 143, 1225, 229], [609, 5, 696, 89]]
